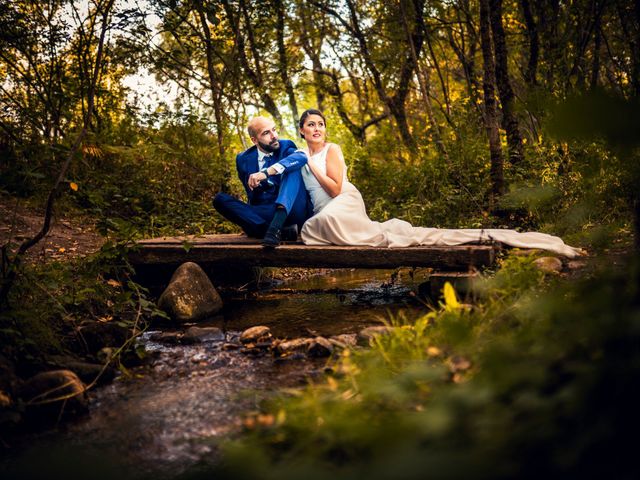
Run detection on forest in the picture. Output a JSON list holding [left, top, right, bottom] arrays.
[[1, 0, 639, 478]]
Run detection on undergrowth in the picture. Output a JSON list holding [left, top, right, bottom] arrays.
[[0, 241, 165, 377], [198, 253, 640, 480]]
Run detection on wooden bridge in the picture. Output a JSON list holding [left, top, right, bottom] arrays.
[[129, 234, 500, 271]]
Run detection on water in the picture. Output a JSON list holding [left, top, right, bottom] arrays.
[[2, 268, 432, 479], [218, 268, 430, 337]]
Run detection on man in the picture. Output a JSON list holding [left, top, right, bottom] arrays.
[[213, 116, 312, 248]]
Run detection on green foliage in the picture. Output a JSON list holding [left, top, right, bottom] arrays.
[[0, 240, 162, 373], [204, 254, 640, 479]]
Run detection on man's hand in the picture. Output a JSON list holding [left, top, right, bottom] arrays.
[[248, 171, 268, 190]]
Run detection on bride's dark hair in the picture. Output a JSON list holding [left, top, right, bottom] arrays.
[[298, 109, 326, 138]]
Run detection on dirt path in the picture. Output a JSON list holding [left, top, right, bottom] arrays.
[[0, 195, 104, 263]]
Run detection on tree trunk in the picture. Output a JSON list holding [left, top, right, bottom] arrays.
[[221, 0, 282, 126], [401, 0, 449, 162], [541, 0, 560, 86], [590, 8, 602, 90], [195, 4, 229, 190], [480, 0, 505, 200], [489, 0, 524, 165], [275, 0, 299, 130], [520, 0, 539, 86]]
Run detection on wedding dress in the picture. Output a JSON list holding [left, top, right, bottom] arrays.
[[300, 144, 583, 258]]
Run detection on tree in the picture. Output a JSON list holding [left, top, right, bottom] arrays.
[[479, 0, 504, 199], [488, 0, 524, 165]]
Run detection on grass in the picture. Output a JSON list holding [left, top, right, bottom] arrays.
[[193, 252, 640, 480]]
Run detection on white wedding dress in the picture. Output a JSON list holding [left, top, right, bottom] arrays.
[[300, 144, 583, 258]]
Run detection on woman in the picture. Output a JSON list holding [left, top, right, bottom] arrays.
[[297, 109, 583, 258]]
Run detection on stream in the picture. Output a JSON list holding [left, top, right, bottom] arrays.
[[2, 268, 432, 479]]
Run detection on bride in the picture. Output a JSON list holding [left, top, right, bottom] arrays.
[[297, 109, 583, 258]]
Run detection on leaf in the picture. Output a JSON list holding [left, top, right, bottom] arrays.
[[69, 182, 78, 191], [443, 282, 460, 310], [107, 279, 122, 288]]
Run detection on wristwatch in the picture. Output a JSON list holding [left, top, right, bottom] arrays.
[[260, 167, 270, 179]]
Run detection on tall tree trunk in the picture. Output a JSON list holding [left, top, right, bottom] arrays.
[[221, 0, 282, 126], [317, 0, 420, 150], [275, 0, 299, 131], [480, 0, 505, 200], [448, 2, 481, 111], [196, 4, 229, 190], [541, 0, 560, 86], [635, 0, 640, 97], [520, 0, 539, 86], [615, 0, 640, 97], [489, 0, 524, 165], [401, 0, 449, 163], [590, 9, 602, 90]]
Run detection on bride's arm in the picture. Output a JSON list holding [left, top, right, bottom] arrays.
[[307, 144, 345, 198]]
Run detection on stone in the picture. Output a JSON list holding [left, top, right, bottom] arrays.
[[307, 337, 333, 358], [150, 331, 182, 344], [448, 355, 472, 373], [158, 262, 223, 323], [18, 370, 88, 418], [240, 326, 272, 344], [357, 326, 393, 346], [275, 338, 313, 356], [328, 334, 358, 349], [533, 256, 563, 274], [183, 326, 225, 344]]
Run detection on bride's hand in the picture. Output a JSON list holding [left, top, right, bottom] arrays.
[[307, 156, 320, 171]]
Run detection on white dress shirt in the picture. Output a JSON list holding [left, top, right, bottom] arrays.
[[257, 149, 284, 174]]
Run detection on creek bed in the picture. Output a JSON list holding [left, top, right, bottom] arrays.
[[2, 268, 432, 479]]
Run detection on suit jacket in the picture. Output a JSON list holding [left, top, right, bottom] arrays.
[[236, 139, 307, 205]]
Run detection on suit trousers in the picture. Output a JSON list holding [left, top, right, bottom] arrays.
[[213, 169, 311, 238]]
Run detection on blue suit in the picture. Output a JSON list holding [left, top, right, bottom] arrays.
[[213, 139, 312, 238]]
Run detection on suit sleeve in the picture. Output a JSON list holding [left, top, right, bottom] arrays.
[[236, 154, 253, 202], [276, 141, 308, 173]]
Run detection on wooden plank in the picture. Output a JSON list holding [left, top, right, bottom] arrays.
[[138, 234, 257, 245], [128, 241, 497, 270]]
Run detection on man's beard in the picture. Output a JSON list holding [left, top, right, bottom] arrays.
[[258, 139, 280, 153]]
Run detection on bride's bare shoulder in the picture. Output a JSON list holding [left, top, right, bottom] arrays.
[[327, 143, 344, 157]]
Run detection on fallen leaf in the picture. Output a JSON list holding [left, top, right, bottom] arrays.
[[69, 182, 78, 191]]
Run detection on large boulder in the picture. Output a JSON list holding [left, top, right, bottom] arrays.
[[158, 262, 223, 323], [18, 370, 88, 421]]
